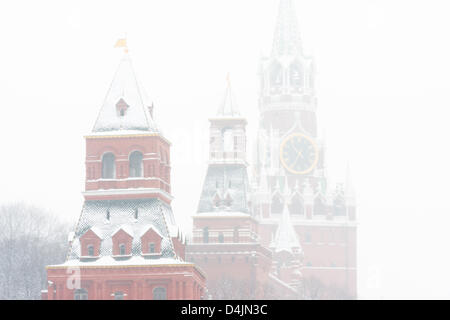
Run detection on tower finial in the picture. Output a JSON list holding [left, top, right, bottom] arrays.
[[216, 73, 240, 117], [114, 36, 128, 54]]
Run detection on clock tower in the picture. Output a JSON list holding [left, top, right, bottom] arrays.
[[252, 0, 357, 298]]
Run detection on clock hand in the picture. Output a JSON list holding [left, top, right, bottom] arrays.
[[291, 151, 303, 168]]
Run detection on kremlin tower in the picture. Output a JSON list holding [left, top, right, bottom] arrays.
[[44, 49, 205, 300]]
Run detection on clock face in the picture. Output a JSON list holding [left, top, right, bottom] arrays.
[[280, 133, 318, 175]]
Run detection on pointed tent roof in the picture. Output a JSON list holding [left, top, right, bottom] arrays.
[[92, 53, 156, 133], [272, 178, 301, 254], [273, 201, 301, 254], [272, 0, 303, 57], [216, 75, 240, 117]]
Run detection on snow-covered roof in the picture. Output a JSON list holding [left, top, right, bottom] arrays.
[[89, 226, 103, 239], [49, 256, 189, 268], [68, 198, 177, 260], [197, 164, 251, 214], [194, 211, 252, 218], [92, 53, 157, 133], [139, 225, 163, 238], [111, 224, 134, 237]]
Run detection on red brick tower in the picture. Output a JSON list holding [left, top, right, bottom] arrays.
[[44, 50, 205, 300], [186, 78, 272, 299]]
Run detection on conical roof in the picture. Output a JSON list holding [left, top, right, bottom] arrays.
[[216, 75, 240, 117], [92, 53, 156, 133]]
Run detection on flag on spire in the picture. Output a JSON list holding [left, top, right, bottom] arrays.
[[114, 37, 128, 53]]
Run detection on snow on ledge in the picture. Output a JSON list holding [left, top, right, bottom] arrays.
[[47, 256, 192, 268]]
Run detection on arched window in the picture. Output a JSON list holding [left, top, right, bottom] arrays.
[[149, 242, 155, 253], [218, 232, 224, 243], [119, 243, 126, 255], [114, 291, 124, 300], [102, 153, 115, 179], [333, 195, 346, 216], [87, 244, 94, 257], [271, 195, 283, 214], [203, 227, 209, 243], [74, 288, 88, 300], [222, 128, 233, 152], [289, 62, 303, 91], [153, 287, 167, 300], [314, 195, 327, 216], [289, 194, 304, 215], [129, 151, 143, 178], [270, 63, 283, 93]]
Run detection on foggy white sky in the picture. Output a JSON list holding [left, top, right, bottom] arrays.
[[1, 0, 450, 299]]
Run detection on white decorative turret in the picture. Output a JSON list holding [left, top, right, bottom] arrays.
[[208, 75, 247, 165]]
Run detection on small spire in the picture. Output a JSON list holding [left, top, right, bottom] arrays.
[[345, 163, 356, 205], [272, 0, 303, 57], [259, 157, 270, 194], [216, 74, 240, 117], [272, 195, 301, 254]]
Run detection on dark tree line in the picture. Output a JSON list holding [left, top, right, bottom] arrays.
[[0, 203, 70, 299]]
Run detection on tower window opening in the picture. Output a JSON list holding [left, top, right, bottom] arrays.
[[233, 227, 239, 243], [87, 245, 94, 257], [271, 195, 283, 214], [314, 195, 327, 216], [106, 209, 110, 221], [149, 242, 155, 253], [74, 288, 88, 300], [129, 151, 143, 178], [153, 287, 167, 300], [114, 291, 124, 300], [333, 196, 346, 216], [119, 243, 126, 255], [134, 208, 138, 220], [222, 128, 233, 152], [289, 195, 304, 215], [203, 227, 209, 243], [101, 153, 115, 179]]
